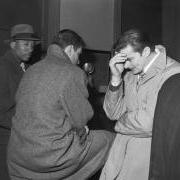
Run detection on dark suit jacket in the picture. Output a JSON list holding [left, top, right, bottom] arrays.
[[0, 50, 24, 129], [149, 73, 180, 180]]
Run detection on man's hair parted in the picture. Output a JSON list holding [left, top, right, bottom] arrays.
[[113, 29, 155, 54]]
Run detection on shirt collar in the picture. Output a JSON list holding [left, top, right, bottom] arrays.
[[140, 45, 167, 77], [143, 49, 160, 74], [137, 45, 167, 82]]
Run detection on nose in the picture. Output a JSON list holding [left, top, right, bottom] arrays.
[[25, 43, 34, 53], [124, 61, 131, 69], [28, 45, 34, 52]]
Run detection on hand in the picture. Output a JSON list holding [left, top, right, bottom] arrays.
[[75, 127, 89, 145], [109, 53, 127, 86], [109, 53, 127, 75]]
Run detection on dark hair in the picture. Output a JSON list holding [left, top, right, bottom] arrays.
[[113, 29, 155, 55], [52, 29, 85, 50]]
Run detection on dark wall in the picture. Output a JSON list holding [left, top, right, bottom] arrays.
[[80, 50, 111, 91], [0, 0, 42, 56], [121, 0, 162, 44], [162, 0, 180, 60]]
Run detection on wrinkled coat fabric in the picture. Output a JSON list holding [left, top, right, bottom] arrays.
[[7, 45, 114, 180]]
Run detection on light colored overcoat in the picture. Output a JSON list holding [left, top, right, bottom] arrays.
[[100, 46, 180, 180]]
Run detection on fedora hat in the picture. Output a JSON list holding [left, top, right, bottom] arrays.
[[5, 24, 40, 43]]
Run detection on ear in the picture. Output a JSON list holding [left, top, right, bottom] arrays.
[[142, 47, 151, 57], [10, 41, 16, 49], [64, 45, 74, 57]]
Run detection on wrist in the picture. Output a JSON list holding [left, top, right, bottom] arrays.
[[111, 75, 122, 86]]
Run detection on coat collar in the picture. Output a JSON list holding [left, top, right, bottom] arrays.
[[47, 44, 72, 64], [138, 45, 168, 84], [2, 49, 26, 73]]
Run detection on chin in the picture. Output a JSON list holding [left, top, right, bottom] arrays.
[[132, 70, 139, 75], [22, 56, 31, 61], [132, 68, 142, 75]]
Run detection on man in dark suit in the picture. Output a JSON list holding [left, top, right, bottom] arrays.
[[0, 24, 40, 179], [149, 73, 180, 180]]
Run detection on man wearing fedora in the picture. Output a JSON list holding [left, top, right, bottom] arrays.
[[0, 24, 40, 179]]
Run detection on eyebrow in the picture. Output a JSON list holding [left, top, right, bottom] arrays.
[[126, 57, 134, 61]]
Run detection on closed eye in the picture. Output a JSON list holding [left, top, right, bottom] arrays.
[[126, 58, 132, 62]]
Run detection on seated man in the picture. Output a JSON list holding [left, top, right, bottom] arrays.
[[7, 29, 115, 180]]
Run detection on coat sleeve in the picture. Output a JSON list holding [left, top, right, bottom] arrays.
[[0, 64, 15, 128], [149, 74, 180, 180], [103, 81, 126, 120], [62, 69, 94, 128], [104, 73, 152, 137]]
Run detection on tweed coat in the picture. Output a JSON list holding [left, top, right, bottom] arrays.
[[7, 44, 114, 180], [100, 46, 180, 180]]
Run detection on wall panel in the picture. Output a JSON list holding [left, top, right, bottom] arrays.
[[60, 0, 122, 51]]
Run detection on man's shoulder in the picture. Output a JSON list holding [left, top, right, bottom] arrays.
[[51, 57, 85, 77], [67, 63, 84, 75], [164, 57, 180, 75], [0, 50, 14, 65], [62, 64, 86, 84], [30, 57, 85, 80], [157, 58, 180, 88], [0, 53, 12, 70]]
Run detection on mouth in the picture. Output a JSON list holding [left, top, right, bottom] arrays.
[[23, 54, 31, 60], [132, 68, 141, 75]]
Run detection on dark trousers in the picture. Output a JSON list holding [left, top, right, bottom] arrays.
[[0, 127, 11, 180]]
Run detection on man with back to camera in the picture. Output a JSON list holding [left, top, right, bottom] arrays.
[[0, 24, 40, 180], [7, 29, 115, 180], [99, 29, 180, 180]]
